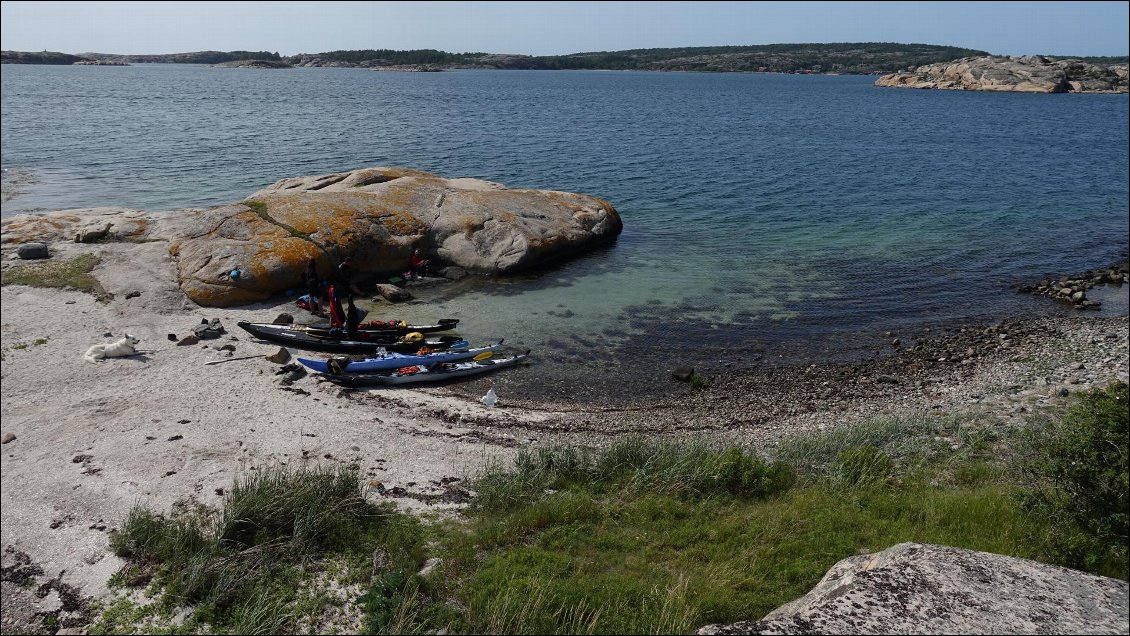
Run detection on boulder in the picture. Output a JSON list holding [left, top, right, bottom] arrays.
[[1, 168, 622, 308], [16, 242, 49, 259], [374, 283, 413, 302], [696, 542, 1129, 635], [170, 167, 621, 306], [75, 222, 113, 243]]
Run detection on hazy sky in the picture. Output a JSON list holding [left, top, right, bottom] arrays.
[[1, 1, 1127, 57]]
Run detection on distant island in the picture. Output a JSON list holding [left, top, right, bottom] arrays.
[[0, 43, 995, 74], [876, 55, 1128, 93], [4, 44, 1128, 79]]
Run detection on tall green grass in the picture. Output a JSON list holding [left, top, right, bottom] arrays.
[[108, 466, 426, 634], [442, 436, 1038, 634]]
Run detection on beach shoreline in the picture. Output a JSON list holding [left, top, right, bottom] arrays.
[[1, 238, 1128, 632]]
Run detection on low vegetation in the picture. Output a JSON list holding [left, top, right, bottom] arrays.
[[8, 43, 997, 74], [243, 199, 312, 240], [0, 253, 111, 302], [100, 382, 1128, 634], [308, 42, 989, 74]]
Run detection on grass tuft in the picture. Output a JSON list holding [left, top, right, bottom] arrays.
[[1, 253, 111, 302], [106, 466, 427, 633]]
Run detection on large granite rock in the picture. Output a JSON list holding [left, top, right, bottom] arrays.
[[1, 168, 622, 307], [697, 543, 1129, 635], [876, 56, 1128, 93]]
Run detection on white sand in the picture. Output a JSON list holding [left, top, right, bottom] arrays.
[[0, 240, 562, 600], [2, 237, 1128, 615]]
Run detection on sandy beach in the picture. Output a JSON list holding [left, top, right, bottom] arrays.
[[1, 237, 1128, 632]]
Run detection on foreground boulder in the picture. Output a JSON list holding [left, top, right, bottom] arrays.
[[876, 55, 1128, 93], [697, 543, 1129, 635], [1, 168, 622, 307]]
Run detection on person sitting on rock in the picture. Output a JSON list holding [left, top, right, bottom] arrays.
[[406, 249, 431, 280]]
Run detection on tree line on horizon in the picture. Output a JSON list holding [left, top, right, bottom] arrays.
[[4, 43, 1127, 71]]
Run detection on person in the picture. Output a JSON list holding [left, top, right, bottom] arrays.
[[406, 249, 430, 280], [337, 256, 364, 296], [327, 284, 346, 329], [302, 258, 322, 315], [346, 294, 363, 339]]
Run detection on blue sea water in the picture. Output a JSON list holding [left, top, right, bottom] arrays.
[[2, 64, 1127, 403]]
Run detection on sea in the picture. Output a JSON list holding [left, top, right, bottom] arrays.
[[2, 64, 1128, 405]]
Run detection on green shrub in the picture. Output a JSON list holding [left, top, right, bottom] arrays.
[[717, 447, 796, 497], [1019, 381, 1129, 577]]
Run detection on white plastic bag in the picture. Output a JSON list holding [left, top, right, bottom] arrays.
[[481, 387, 498, 408]]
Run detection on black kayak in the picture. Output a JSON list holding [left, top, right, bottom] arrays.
[[238, 321, 465, 354], [302, 318, 458, 336]]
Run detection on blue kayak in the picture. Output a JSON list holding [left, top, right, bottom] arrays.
[[322, 350, 531, 387], [297, 340, 503, 374]]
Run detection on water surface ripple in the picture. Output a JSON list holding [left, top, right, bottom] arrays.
[[3, 66, 1127, 403]]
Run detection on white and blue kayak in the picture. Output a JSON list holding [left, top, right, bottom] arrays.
[[297, 340, 503, 374], [321, 350, 531, 387]]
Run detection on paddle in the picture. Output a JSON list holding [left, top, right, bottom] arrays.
[[473, 351, 494, 361], [205, 354, 264, 366]]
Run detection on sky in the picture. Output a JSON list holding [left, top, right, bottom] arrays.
[[1, 1, 1127, 58]]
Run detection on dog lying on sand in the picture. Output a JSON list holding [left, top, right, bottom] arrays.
[[83, 334, 140, 363]]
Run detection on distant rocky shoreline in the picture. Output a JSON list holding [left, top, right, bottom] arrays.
[[876, 55, 1128, 93], [13, 44, 1119, 76]]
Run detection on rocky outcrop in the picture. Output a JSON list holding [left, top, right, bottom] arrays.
[[0, 50, 89, 65], [1, 208, 151, 244], [1, 168, 621, 307], [212, 59, 292, 69], [876, 56, 1128, 93], [697, 542, 1129, 635], [1018, 259, 1129, 310]]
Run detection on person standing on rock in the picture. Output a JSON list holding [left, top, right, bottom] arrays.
[[337, 256, 364, 296], [346, 294, 363, 338]]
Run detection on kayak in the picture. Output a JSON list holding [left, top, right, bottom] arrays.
[[238, 321, 466, 354], [302, 318, 458, 336], [320, 350, 531, 387], [297, 341, 504, 374]]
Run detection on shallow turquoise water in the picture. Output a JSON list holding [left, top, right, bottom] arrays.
[[3, 65, 1127, 402]]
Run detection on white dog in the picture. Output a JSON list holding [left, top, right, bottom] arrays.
[[83, 333, 141, 363]]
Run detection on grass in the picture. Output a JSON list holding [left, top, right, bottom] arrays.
[[1, 253, 111, 302], [433, 434, 1042, 634], [99, 383, 1129, 635], [105, 466, 429, 634]]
